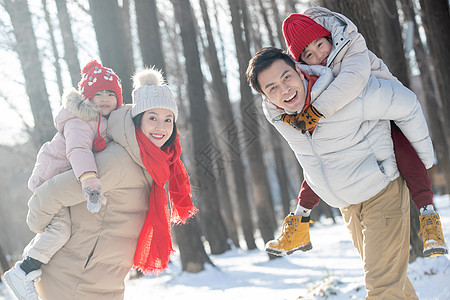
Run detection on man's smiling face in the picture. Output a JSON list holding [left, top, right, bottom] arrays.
[[257, 59, 306, 112]]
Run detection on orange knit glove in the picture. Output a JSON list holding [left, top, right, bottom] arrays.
[[280, 106, 323, 134]]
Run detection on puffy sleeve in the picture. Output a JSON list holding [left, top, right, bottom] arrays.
[[64, 118, 98, 180], [313, 32, 371, 118], [363, 77, 434, 168], [26, 143, 127, 233]]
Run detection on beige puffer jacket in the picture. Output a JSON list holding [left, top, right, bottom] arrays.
[[27, 105, 152, 300]]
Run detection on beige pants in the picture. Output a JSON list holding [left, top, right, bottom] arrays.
[[23, 207, 71, 264], [340, 177, 418, 300]]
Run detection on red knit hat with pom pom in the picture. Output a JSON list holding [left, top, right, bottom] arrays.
[[283, 13, 331, 62], [78, 60, 123, 108]]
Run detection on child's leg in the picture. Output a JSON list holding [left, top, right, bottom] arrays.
[[23, 207, 71, 267], [391, 122, 448, 256], [391, 122, 433, 209], [295, 180, 320, 217], [4, 207, 71, 300]]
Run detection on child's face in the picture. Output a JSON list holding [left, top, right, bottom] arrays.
[[257, 59, 306, 112], [91, 90, 118, 116], [300, 37, 332, 66], [140, 108, 174, 148]]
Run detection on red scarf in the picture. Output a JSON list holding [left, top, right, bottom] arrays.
[[133, 127, 198, 275]]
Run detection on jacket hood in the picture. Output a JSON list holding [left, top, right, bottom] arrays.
[[107, 105, 144, 169], [54, 89, 100, 132], [304, 7, 357, 67]]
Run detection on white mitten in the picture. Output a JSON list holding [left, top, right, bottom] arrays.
[[81, 175, 107, 213]]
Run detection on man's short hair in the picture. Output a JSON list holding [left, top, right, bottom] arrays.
[[246, 47, 297, 95]]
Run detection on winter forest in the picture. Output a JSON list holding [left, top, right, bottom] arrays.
[[0, 0, 450, 299]]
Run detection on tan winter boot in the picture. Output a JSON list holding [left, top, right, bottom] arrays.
[[265, 213, 312, 256], [419, 213, 448, 257]]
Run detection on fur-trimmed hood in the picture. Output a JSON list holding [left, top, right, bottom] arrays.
[[55, 88, 100, 132]]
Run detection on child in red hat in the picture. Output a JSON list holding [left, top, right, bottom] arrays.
[[4, 60, 123, 300], [263, 7, 447, 259]]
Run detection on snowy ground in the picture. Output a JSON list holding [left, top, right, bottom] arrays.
[[1, 195, 449, 299]]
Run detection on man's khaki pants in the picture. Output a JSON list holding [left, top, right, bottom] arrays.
[[340, 177, 418, 299]]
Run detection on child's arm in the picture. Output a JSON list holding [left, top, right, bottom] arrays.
[[312, 33, 372, 118], [64, 118, 99, 181], [64, 118, 106, 213]]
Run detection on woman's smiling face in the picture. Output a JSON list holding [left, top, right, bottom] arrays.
[[140, 108, 174, 148]]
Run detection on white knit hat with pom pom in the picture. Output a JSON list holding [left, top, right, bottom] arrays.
[[131, 68, 178, 121]]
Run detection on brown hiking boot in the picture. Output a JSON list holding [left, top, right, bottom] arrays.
[[419, 213, 448, 257], [265, 213, 312, 256]]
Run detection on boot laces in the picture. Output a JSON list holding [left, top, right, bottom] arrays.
[[419, 214, 444, 242], [278, 215, 297, 243]]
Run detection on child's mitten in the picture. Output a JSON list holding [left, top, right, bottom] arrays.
[[81, 175, 107, 213], [280, 105, 323, 134]]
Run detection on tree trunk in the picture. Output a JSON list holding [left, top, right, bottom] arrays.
[[400, 0, 450, 194], [42, 0, 64, 98], [372, 0, 409, 86], [271, 0, 285, 48], [320, 0, 381, 58], [88, 0, 134, 104], [199, 0, 256, 250], [134, 0, 166, 72], [149, 2, 215, 267], [55, 0, 81, 88], [0, 244, 10, 276], [409, 200, 423, 262], [170, 0, 230, 255], [4, 0, 55, 147], [255, 0, 292, 218], [229, 0, 277, 249], [419, 0, 450, 193], [172, 219, 214, 273]]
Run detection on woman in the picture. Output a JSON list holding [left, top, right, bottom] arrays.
[[26, 68, 197, 300]]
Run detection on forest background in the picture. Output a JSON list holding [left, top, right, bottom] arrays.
[[0, 0, 449, 277]]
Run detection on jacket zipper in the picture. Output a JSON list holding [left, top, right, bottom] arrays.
[[306, 131, 347, 205], [327, 39, 350, 67]]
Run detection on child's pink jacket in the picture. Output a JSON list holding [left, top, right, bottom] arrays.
[[28, 89, 108, 191]]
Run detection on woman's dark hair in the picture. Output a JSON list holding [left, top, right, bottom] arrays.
[[246, 47, 297, 95], [133, 112, 178, 148]]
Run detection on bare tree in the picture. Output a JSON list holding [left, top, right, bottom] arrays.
[[373, 0, 409, 85], [42, 0, 64, 98], [135, 0, 166, 71], [254, 0, 293, 218], [0, 244, 10, 276], [398, 0, 450, 194], [4, 0, 55, 147], [229, 0, 277, 250], [88, 0, 134, 103], [320, 0, 381, 57], [55, 0, 81, 88], [419, 0, 450, 165], [170, 0, 230, 255], [198, 0, 257, 250], [172, 219, 214, 273]]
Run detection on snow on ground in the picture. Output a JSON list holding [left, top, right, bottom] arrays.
[[1, 195, 449, 299]]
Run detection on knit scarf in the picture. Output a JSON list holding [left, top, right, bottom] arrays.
[[133, 127, 198, 275]]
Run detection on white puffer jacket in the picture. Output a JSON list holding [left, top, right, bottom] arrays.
[[303, 7, 400, 118], [263, 67, 434, 208]]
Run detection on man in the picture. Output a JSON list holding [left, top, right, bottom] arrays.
[[246, 47, 434, 299]]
